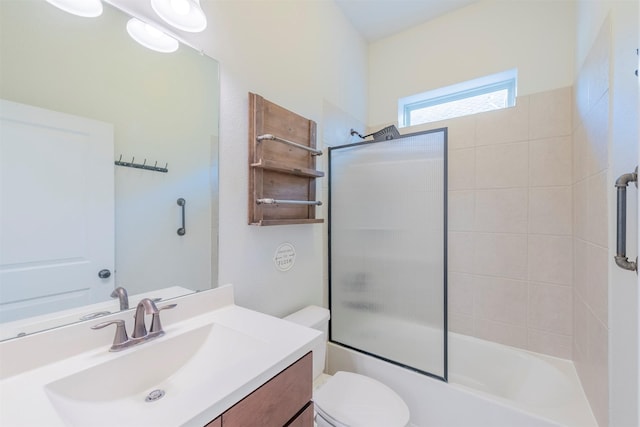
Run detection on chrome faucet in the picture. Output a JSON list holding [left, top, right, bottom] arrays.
[[92, 298, 177, 352], [110, 286, 129, 310], [133, 298, 159, 338]]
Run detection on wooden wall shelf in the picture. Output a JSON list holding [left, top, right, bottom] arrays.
[[250, 159, 325, 179], [248, 93, 324, 226]]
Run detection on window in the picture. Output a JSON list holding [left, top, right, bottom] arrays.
[[398, 69, 517, 128]]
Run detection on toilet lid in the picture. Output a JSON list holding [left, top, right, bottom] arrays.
[[313, 371, 410, 427]]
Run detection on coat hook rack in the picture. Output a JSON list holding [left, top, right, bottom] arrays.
[[115, 154, 168, 173]]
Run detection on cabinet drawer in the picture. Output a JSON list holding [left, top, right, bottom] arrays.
[[204, 416, 221, 427], [222, 352, 312, 427]]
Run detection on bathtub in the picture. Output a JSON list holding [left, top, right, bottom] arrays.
[[327, 315, 597, 427]]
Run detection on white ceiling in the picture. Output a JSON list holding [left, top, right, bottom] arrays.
[[334, 0, 480, 41], [106, 0, 480, 51]]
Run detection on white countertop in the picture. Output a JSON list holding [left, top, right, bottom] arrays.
[[0, 285, 322, 426]]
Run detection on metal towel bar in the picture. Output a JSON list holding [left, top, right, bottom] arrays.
[[177, 198, 186, 236], [614, 166, 637, 272], [257, 198, 322, 206], [257, 134, 322, 156]]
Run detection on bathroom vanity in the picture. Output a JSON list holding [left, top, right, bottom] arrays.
[[0, 285, 320, 426], [206, 352, 313, 426]]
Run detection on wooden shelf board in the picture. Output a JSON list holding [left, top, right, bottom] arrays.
[[251, 159, 324, 178], [252, 219, 325, 226]]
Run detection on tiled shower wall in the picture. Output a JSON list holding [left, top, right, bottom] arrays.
[[572, 18, 610, 427], [431, 86, 574, 359], [406, 63, 608, 421]]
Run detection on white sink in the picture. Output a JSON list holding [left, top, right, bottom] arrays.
[[45, 323, 266, 426], [0, 285, 323, 427]]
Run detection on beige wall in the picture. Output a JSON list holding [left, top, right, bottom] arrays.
[[368, 0, 576, 128], [572, 18, 610, 427], [365, 0, 577, 359], [372, 0, 639, 424], [416, 87, 574, 358]]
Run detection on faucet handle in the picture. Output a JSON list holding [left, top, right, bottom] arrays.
[[150, 303, 177, 334], [92, 320, 129, 350], [159, 303, 177, 311]]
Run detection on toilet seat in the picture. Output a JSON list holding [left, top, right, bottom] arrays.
[[313, 371, 410, 427]]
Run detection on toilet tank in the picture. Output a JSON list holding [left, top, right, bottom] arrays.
[[284, 305, 330, 379]]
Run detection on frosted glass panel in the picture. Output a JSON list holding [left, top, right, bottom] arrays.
[[329, 129, 447, 379]]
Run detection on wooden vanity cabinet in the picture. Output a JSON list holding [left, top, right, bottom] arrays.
[[284, 404, 314, 427], [205, 352, 313, 427]]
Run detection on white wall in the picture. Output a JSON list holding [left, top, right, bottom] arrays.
[[368, 0, 576, 128], [200, 1, 368, 316]]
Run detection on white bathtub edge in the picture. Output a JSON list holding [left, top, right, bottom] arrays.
[[327, 341, 590, 427]]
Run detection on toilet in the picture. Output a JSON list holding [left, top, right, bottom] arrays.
[[284, 306, 410, 427]]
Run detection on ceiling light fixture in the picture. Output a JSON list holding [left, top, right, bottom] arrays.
[[46, 0, 103, 17], [46, 0, 204, 54], [126, 18, 179, 53], [150, 0, 207, 33]]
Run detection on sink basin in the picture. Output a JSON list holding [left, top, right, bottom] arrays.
[[45, 323, 266, 426], [1, 286, 322, 427]]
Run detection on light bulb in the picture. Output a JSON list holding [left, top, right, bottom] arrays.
[[126, 18, 179, 53], [150, 0, 207, 32], [144, 24, 163, 38], [46, 0, 103, 18], [170, 0, 191, 16]]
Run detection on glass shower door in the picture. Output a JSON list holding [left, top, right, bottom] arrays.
[[328, 128, 447, 380]]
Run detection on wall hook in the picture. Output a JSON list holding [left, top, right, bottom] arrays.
[[114, 154, 169, 173]]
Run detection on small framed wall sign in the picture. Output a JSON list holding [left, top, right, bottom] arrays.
[[274, 242, 296, 272]]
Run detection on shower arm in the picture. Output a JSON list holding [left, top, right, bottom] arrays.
[[350, 129, 368, 139], [350, 128, 380, 139]]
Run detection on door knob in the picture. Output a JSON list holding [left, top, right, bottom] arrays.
[[98, 269, 112, 279]]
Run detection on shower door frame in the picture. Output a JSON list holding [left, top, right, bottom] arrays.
[[327, 127, 448, 382]]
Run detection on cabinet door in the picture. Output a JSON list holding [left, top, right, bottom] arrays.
[[285, 403, 314, 427], [222, 352, 312, 427]]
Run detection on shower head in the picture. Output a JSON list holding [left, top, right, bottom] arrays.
[[370, 125, 401, 141], [350, 125, 401, 141]]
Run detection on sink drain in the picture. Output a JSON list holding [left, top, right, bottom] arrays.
[[145, 389, 166, 402]]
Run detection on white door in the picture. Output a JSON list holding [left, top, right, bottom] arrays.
[[609, 4, 639, 425], [636, 41, 640, 425], [0, 99, 114, 323]]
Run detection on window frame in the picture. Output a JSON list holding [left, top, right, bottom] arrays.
[[398, 68, 517, 128]]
